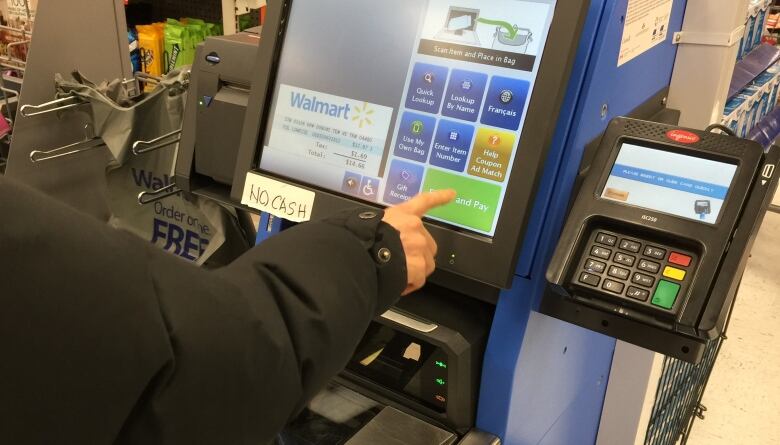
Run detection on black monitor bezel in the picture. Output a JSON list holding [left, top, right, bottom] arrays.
[[233, 0, 591, 289]]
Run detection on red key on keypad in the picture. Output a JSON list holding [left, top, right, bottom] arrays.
[[669, 252, 692, 267]]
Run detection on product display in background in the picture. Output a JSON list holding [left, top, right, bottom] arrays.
[[134, 17, 220, 80], [738, 0, 773, 60], [0, 0, 34, 65], [0, 0, 35, 28], [722, 60, 780, 137]]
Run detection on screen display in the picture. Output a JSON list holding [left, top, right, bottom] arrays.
[[601, 143, 738, 224], [259, 0, 557, 236]]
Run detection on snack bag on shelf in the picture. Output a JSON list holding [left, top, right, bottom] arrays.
[[137, 24, 165, 92], [128, 29, 141, 74], [164, 19, 193, 72]]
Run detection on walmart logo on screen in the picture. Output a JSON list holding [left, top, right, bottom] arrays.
[[290, 91, 375, 128]]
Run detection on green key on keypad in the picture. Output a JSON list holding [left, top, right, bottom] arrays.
[[652, 280, 681, 309]]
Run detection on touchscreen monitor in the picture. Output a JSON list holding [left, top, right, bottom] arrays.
[[258, 0, 557, 236], [601, 143, 738, 225]]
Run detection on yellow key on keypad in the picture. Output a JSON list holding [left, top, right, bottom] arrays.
[[663, 266, 686, 281]]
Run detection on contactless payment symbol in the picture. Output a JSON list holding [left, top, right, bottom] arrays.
[[411, 120, 425, 136]]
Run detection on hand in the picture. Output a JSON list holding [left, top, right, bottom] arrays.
[[382, 189, 457, 295]]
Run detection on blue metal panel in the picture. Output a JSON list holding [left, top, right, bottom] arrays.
[[477, 0, 688, 443], [256, 212, 284, 244]]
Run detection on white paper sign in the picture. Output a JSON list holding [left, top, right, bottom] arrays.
[[618, 0, 673, 67], [241, 172, 316, 223]]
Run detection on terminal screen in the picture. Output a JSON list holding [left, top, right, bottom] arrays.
[[259, 0, 557, 236], [601, 143, 738, 224]]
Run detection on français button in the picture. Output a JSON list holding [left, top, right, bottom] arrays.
[[669, 252, 692, 267], [608, 266, 630, 281], [596, 232, 617, 246], [638, 259, 661, 274], [590, 246, 612, 260], [579, 272, 601, 287], [643, 246, 667, 260], [614, 252, 636, 267], [663, 266, 687, 281], [627, 286, 650, 301], [652, 280, 681, 309], [632, 272, 656, 288], [480, 75, 529, 131], [602, 279, 625, 294], [619, 239, 641, 253], [584, 259, 606, 274]]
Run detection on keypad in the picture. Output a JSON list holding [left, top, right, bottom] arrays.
[[572, 230, 698, 313]]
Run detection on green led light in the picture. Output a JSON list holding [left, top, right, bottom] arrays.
[[435, 361, 448, 369], [435, 378, 446, 386]]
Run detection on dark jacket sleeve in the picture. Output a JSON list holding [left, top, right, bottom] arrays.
[[0, 176, 406, 445]]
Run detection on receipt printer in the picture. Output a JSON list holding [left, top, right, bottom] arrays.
[[177, 27, 260, 193], [542, 117, 780, 363]]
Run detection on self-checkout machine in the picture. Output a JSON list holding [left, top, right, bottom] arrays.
[[175, 0, 779, 444]]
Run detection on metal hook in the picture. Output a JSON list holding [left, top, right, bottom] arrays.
[[29, 123, 105, 163], [137, 183, 182, 205], [29, 137, 105, 163], [132, 129, 182, 155], [20, 95, 85, 118]]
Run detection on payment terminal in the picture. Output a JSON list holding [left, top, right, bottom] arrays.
[[542, 117, 780, 363]]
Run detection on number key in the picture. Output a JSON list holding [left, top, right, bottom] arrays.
[[596, 232, 618, 247], [608, 266, 631, 280], [619, 239, 642, 253], [638, 259, 661, 274], [643, 245, 667, 260], [584, 259, 606, 273], [602, 279, 625, 294], [591, 246, 612, 260], [632, 272, 656, 288], [614, 252, 636, 267]]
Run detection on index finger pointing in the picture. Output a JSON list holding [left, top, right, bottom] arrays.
[[396, 189, 457, 216]]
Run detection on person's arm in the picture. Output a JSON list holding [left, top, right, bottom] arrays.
[[0, 176, 452, 444]]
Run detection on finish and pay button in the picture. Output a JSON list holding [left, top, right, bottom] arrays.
[[422, 169, 501, 233]]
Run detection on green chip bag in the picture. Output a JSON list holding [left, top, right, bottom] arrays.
[[164, 19, 195, 70]]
